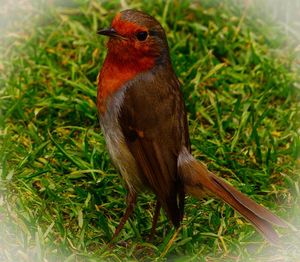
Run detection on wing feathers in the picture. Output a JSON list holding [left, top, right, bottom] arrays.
[[118, 69, 187, 226]]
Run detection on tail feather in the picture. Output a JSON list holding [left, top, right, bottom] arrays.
[[178, 149, 287, 244], [210, 173, 287, 227]]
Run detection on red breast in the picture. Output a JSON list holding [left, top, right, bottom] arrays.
[[97, 12, 164, 113]]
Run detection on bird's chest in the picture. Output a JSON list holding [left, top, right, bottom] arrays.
[[99, 88, 143, 192]]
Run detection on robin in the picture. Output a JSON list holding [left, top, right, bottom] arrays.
[[97, 9, 287, 244]]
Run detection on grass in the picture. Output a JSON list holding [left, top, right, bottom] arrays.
[[0, 0, 299, 261]]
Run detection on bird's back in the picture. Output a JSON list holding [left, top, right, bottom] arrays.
[[100, 63, 190, 226]]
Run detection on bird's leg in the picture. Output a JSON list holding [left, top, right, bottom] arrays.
[[149, 200, 161, 240], [111, 191, 137, 241]]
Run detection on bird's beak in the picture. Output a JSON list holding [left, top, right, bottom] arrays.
[[97, 28, 121, 38]]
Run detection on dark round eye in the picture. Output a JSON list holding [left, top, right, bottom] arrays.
[[136, 31, 148, 41]]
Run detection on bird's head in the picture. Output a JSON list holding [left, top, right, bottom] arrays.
[[98, 9, 169, 64]]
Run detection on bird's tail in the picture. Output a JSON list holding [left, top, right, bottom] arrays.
[[178, 148, 287, 245]]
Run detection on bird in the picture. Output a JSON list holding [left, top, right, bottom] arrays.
[[96, 9, 287, 244]]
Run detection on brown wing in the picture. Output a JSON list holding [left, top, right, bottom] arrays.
[[118, 66, 190, 226]]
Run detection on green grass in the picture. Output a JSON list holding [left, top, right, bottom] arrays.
[[0, 0, 299, 261]]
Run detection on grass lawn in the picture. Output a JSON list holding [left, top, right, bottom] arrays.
[[0, 0, 299, 261]]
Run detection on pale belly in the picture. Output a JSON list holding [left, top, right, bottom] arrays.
[[99, 88, 144, 192]]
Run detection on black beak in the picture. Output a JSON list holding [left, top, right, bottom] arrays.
[[97, 28, 119, 37]]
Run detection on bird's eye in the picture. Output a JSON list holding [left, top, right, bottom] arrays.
[[136, 31, 148, 41]]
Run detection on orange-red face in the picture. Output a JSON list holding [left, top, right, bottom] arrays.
[[98, 11, 166, 60], [97, 10, 169, 113]]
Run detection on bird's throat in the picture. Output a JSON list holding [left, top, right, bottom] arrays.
[[97, 51, 155, 114]]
